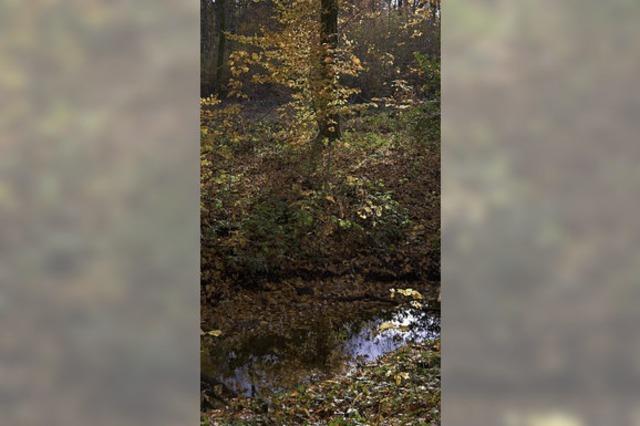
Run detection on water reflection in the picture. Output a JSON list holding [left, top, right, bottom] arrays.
[[202, 306, 440, 397], [344, 308, 440, 365]]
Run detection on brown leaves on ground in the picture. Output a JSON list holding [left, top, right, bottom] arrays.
[[201, 109, 440, 307]]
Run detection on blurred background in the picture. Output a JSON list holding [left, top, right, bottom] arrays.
[[0, 1, 200, 425], [443, 0, 640, 424], [2, 0, 640, 425]]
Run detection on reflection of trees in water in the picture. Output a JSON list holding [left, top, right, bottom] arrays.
[[202, 306, 439, 396]]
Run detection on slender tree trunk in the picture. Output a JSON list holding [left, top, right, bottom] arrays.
[[315, 0, 341, 146], [430, 0, 440, 26], [201, 0, 216, 97], [214, 0, 227, 96]]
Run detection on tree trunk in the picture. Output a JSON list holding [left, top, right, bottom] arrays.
[[315, 0, 341, 146], [214, 0, 227, 96], [201, 0, 216, 97], [430, 0, 440, 26]]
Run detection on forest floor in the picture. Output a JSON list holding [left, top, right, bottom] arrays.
[[201, 107, 440, 301], [201, 279, 440, 425], [200, 106, 440, 424], [203, 340, 440, 426]]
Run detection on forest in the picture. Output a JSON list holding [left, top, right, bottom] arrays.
[[200, 0, 440, 423]]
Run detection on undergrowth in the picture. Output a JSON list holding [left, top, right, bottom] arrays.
[[201, 106, 440, 302]]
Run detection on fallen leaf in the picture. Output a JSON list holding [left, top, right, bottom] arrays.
[[378, 322, 396, 332]]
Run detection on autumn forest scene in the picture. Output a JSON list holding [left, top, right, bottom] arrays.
[[200, 0, 440, 423]]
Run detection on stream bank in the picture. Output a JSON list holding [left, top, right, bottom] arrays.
[[201, 278, 440, 424], [203, 340, 440, 425]]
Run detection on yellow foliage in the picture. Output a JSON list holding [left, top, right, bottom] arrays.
[[394, 372, 410, 385], [201, 329, 222, 337], [224, 0, 362, 143], [378, 322, 396, 332], [390, 288, 423, 300]]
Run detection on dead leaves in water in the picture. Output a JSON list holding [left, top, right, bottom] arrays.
[[204, 340, 441, 425], [378, 321, 396, 332]]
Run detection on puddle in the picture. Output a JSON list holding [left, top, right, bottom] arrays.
[[202, 305, 440, 397], [343, 307, 440, 365]]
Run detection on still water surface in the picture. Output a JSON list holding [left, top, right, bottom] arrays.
[[202, 306, 440, 396]]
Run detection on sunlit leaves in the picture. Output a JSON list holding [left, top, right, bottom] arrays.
[[224, 0, 363, 144], [201, 329, 223, 337], [378, 321, 396, 332], [390, 288, 423, 300]]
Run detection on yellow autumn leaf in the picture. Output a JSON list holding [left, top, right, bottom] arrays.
[[397, 288, 423, 300], [394, 372, 409, 385], [378, 322, 396, 332], [410, 301, 423, 309], [201, 329, 222, 337]]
